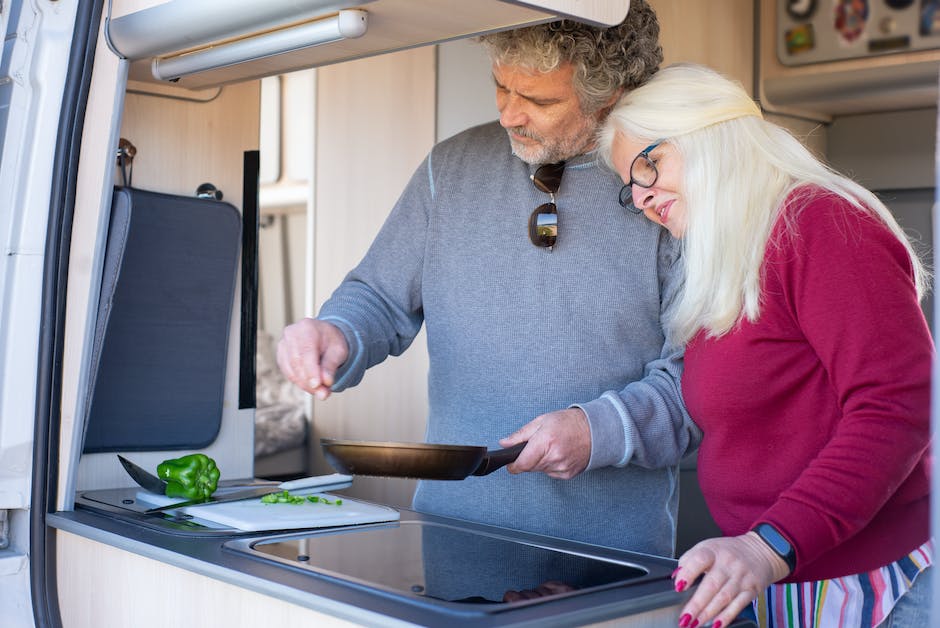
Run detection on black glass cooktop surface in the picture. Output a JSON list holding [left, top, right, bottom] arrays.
[[227, 518, 661, 611]]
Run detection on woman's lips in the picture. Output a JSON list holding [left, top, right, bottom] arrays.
[[656, 199, 674, 225]]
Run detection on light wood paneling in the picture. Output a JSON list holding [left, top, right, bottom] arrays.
[[76, 78, 263, 491], [309, 47, 436, 508], [57, 531, 361, 628], [649, 0, 754, 92], [649, 1, 825, 151], [117, 81, 259, 204]]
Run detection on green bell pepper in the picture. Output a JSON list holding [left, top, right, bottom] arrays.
[[157, 453, 220, 500]]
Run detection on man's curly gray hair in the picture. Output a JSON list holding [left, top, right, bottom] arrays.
[[477, 1, 663, 114]]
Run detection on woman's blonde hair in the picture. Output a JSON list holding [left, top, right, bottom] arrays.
[[598, 63, 929, 344]]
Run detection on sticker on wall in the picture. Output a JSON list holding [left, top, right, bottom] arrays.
[[922, 0, 940, 36], [834, 0, 869, 44], [786, 0, 818, 20], [785, 23, 817, 54]]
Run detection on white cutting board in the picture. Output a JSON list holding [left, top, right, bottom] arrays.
[[136, 488, 399, 531]]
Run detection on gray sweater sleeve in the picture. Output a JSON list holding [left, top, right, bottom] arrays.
[[317, 156, 432, 390], [576, 231, 702, 470]]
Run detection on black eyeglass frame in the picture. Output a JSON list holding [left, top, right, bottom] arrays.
[[529, 161, 566, 249], [618, 141, 663, 214]]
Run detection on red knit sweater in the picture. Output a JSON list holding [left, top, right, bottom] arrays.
[[683, 189, 932, 583]]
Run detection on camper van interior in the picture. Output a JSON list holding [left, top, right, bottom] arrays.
[[1, 1, 938, 626]]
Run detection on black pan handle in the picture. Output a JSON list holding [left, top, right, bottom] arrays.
[[472, 442, 527, 476]]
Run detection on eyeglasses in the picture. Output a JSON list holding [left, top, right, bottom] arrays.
[[618, 141, 662, 214], [529, 161, 566, 249]]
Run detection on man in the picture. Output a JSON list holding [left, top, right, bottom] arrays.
[[277, 3, 700, 555]]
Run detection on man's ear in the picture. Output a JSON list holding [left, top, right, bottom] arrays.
[[596, 87, 625, 119]]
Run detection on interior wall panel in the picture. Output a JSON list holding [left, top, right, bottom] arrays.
[[311, 47, 436, 507]]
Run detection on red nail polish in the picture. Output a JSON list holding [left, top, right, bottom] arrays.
[[714, 621, 723, 628], [678, 613, 691, 628], [690, 620, 699, 628], [675, 579, 687, 592]]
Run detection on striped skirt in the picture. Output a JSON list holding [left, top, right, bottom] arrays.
[[751, 540, 933, 627]]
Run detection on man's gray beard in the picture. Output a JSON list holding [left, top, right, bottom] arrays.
[[506, 122, 599, 165], [509, 138, 561, 165]]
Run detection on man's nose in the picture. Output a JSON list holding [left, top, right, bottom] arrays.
[[499, 95, 527, 128]]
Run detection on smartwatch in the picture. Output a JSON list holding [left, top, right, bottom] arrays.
[[752, 523, 796, 573]]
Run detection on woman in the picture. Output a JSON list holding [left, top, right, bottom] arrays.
[[598, 63, 933, 628]]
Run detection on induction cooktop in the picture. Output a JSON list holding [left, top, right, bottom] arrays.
[[225, 517, 669, 612]]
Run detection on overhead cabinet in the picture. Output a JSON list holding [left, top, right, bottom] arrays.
[[107, 0, 629, 90], [758, 0, 940, 118]]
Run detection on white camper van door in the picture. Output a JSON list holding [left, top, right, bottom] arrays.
[[0, 1, 82, 626], [0, 2, 11, 71]]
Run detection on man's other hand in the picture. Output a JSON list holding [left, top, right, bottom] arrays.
[[276, 318, 349, 400], [499, 408, 591, 479]]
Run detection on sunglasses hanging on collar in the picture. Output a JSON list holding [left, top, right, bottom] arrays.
[[528, 161, 566, 250]]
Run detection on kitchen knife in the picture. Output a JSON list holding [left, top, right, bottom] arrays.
[[144, 473, 353, 513], [118, 454, 167, 494]]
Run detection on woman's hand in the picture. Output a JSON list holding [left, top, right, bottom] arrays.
[[672, 532, 791, 628]]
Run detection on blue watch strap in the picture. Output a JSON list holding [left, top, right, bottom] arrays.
[[752, 522, 796, 572]]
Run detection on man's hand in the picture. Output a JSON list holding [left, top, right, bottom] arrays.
[[276, 318, 349, 400], [672, 532, 792, 628], [499, 408, 591, 479]]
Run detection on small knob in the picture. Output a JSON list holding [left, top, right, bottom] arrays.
[[195, 182, 223, 200]]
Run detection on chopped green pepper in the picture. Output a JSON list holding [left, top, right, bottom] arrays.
[[308, 495, 342, 505], [261, 490, 304, 504], [157, 453, 220, 500], [259, 490, 343, 505], [260, 492, 281, 504]]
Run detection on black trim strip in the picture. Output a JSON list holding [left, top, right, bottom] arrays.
[[239, 150, 260, 409], [30, 2, 102, 627]]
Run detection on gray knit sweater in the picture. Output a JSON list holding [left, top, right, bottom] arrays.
[[319, 122, 700, 555]]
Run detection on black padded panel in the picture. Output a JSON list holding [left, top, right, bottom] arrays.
[[83, 187, 241, 452]]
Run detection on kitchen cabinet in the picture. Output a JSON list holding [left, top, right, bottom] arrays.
[[650, 0, 940, 122], [52, 505, 686, 628], [757, 0, 940, 120], [109, 0, 630, 90]]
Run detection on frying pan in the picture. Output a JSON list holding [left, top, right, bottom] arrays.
[[321, 438, 526, 480]]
